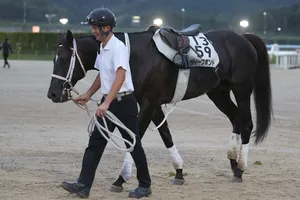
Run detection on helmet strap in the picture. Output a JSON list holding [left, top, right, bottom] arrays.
[[99, 26, 111, 38]]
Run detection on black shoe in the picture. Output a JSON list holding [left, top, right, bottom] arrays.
[[60, 181, 90, 198], [128, 186, 152, 198]]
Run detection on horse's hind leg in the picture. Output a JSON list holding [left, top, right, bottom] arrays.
[[230, 83, 254, 182], [206, 84, 241, 176], [152, 106, 184, 185]]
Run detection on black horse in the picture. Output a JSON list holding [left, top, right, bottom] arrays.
[[47, 26, 272, 189]]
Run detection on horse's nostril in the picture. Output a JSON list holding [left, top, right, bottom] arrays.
[[47, 92, 56, 99]]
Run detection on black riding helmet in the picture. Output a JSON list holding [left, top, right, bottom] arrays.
[[86, 8, 116, 28]]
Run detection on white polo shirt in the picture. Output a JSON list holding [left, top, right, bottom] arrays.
[[94, 34, 134, 95]]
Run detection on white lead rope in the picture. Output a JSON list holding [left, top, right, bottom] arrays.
[[87, 112, 136, 152], [149, 104, 177, 131], [71, 88, 136, 153], [51, 37, 136, 153], [52, 34, 177, 151]]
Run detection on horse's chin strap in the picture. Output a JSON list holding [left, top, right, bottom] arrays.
[[51, 38, 86, 99]]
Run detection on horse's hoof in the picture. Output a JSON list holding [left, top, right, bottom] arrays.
[[109, 185, 123, 193], [231, 176, 243, 183], [171, 178, 185, 185]]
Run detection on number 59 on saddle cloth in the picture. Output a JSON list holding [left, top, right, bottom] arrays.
[[152, 24, 220, 69]]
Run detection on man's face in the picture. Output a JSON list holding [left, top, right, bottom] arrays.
[[92, 25, 110, 42]]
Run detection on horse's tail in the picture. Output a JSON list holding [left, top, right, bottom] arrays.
[[243, 33, 273, 145]]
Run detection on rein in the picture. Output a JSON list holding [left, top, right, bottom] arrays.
[[50, 35, 177, 149], [51, 38, 136, 152]]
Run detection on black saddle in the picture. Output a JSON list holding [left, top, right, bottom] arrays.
[[159, 24, 201, 53], [162, 24, 201, 36]]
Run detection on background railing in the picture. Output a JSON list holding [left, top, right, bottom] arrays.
[[267, 44, 300, 70]]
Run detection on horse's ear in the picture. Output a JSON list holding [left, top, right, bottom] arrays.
[[65, 30, 74, 47]]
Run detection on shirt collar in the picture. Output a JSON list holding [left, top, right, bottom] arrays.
[[100, 34, 115, 50]]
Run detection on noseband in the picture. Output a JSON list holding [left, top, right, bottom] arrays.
[[51, 39, 86, 100], [49, 34, 136, 152]]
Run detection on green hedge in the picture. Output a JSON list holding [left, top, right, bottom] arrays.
[[0, 32, 86, 55], [1, 32, 300, 57]]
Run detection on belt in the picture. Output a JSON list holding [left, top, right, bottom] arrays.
[[103, 91, 133, 101]]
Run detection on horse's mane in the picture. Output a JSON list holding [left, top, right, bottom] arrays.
[[72, 27, 157, 54], [113, 25, 159, 36]]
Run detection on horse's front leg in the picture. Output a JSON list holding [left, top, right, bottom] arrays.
[[110, 97, 156, 192], [151, 106, 184, 185]]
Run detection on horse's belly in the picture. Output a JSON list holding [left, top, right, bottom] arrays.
[[182, 68, 219, 100]]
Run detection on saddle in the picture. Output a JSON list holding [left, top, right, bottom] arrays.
[[158, 24, 202, 68], [159, 24, 201, 54]]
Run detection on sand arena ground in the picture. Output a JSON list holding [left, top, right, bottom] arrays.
[[0, 60, 299, 200]]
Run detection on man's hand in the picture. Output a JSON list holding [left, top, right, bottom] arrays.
[[96, 101, 110, 117], [74, 92, 91, 106]]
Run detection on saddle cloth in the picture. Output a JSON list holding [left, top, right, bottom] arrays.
[[153, 25, 220, 69]]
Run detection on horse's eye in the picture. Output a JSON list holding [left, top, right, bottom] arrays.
[[58, 57, 71, 68]]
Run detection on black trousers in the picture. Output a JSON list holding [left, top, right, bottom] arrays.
[[77, 93, 151, 188], [3, 53, 9, 67]]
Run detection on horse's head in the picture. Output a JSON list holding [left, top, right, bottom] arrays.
[[47, 30, 98, 103]]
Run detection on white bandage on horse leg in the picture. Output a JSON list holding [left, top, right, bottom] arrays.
[[237, 143, 249, 171], [168, 145, 183, 169], [227, 133, 240, 160], [120, 152, 134, 181]]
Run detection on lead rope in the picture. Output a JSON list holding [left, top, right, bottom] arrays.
[[51, 37, 136, 152], [148, 104, 177, 131], [70, 87, 136, 152], [123, 33, 177, 131]]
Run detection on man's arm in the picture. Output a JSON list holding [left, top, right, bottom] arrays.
[[104, 67, 126, 104], [104, 44, 128, 104], [86, 73, 101, 97]]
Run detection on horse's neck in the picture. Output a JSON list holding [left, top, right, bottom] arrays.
[[114, 31, 154, 58], [114, 31, 158, 89], [77, 36, 98, 72]]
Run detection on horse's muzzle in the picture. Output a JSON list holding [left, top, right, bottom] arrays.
[[47, 90, 68, 103]]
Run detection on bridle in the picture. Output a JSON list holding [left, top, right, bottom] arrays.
[[49, 36, 136, 152], [51, 39, 86, 100]]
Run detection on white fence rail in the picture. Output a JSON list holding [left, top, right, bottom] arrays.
[[267, 44, 300, 69], [273, 53, 300, 69]]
